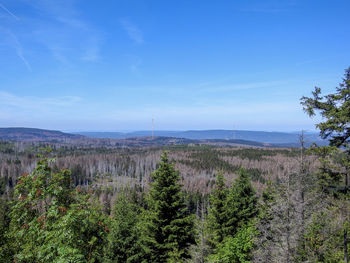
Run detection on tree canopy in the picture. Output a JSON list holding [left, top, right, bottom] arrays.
[[301, 67, 350, 149], [145, 151, 195, 262]]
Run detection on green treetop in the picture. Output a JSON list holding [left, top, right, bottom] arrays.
[[5, 157, 107, 263], [301, 66, 350, 263], [301, 67, 350, 149], [145, 151, 195, 262], [207, 173, 229, 247], [224, 168, 258, 238], [104, 189, 144, 263]]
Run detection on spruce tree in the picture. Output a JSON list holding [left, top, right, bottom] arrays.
[[301, 66, 350, 262], [207, 173, 228, 247], [224, 168, 258, 238], [145, 151, 195, 262], [207, 169, 258, 262], [209, 222, 258, 263], [104, 189, 144, 263]]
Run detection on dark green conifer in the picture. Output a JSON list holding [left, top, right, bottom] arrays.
[[301, 66, 350, 263], [223, 168, 258, 237], [104, 189, 144, 263], [207, 168, 258, 261], [145, 151, 195, 262], [207, 173, 228, 246]]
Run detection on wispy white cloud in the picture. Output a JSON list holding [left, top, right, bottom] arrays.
[[108, 101, 299, 119], [0, 2, 19, 20], [199, 80, 286, 92], [96, 100, 313, 130], [21, 0, 102, 64], [0, 90, 85, 129], [56, 16, 89, 30], [120, 18, 144, 44], [0, 91, 81, 110], [6, 30, 32, 71], [110, 79, 285, 94]]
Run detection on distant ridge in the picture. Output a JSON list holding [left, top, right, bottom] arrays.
[[0, 127, 85, 142], [76, 129, 326, 145], [0, 127, 271, 147], [0, 127, 327, 147]]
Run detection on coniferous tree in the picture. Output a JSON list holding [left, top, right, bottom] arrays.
[[209, 222, 258, 263], [224, 168, 258, 238], [207, 168, 258, 262], [5, 157, 107, 262], [144, 151, 195, 262], [207, 173, 229, 247], [104, 189, 144, 263], [301, 66, 350, 262]]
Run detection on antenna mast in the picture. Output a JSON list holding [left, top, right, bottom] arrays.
[[233, 125, 235, 140], [152, 116, 154, 139]]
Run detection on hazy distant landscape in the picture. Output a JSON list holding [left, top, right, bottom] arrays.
[[0, 0, 349, 262], [75, 129, 324, 144], [0, 127, 326, 147]]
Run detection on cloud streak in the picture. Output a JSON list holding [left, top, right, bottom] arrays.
[[0, 2, 19, 20], [7, 30, 32, 71], [120, 18, 144, 44], [0, 91, 81, 110], [199, 80, 286, 93], [0, 91, 84, 129], [23, 1, 102, 64]]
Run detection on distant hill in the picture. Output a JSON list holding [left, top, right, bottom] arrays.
[[0, 127, 270, 148], [0, 127, 85, 142], [76, 129, 327, 145], [0, 127, 328, 148]]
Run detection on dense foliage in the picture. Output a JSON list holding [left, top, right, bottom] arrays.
[[3, 156, 108, 262], [103, 190, 144, 263], [144, 151, 196, 262], [207, 169, 258, 262], [300, 66, 350, 263]]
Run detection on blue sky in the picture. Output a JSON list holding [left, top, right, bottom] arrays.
[[0, 0, 349, 132]]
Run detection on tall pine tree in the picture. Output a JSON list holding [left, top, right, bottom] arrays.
[[207, 169, 258, 262], [144, 151, 195, 262], [104, 189, 144, 263], [207, 173, 228, 247], [224, 168, 258, 238], [301, 66, 350, 263]]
